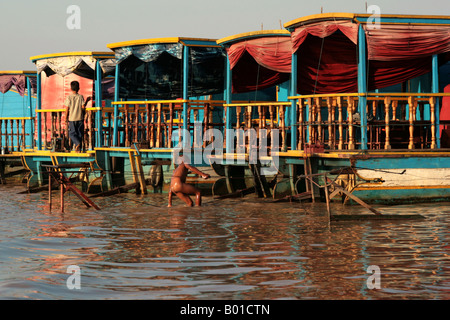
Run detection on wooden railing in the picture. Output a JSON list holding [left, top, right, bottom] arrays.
[[36, 107, 101, 150], [111, 100, 225, 148], [0, 117, 34, 152], [223, 102, 292, 154], [290, 93, 450, 151]]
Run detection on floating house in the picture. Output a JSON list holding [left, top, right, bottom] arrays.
[[100, 37, 226, 193], [23, 51, 116, 189], [281, 13, 450, 203], [215, 30, 293, 196], [0, 70, 36, 152], [0, 70, 36, 183], [3, 13, 450, 205]]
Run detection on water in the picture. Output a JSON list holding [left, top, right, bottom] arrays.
[[0, 183, 449, 300]]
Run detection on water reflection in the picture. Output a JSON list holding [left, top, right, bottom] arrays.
[[0, 184, 448, 300]]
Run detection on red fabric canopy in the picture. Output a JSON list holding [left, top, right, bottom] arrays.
[[226, 36, 292, 93], [364, 25, 450, 61], [291, 20, 358, 53], [231, 51, 290, 93], [296, 31, 358, 94], [0, 74, 27, 96], [226, 36, 292, 73], [292, 20, 450, 93]]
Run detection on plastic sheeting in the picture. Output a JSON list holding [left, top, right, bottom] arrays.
[[36, 56, 116, 79], [116, 45, 225, 100]]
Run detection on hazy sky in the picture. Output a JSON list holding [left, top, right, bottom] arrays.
[[1, 0, 449, 70]]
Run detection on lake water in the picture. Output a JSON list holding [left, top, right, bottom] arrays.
[[0, 183, 449, 300]]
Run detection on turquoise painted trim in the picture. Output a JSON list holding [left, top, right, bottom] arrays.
[[182, 45, 189, 147], [356, 156, 450, 170], [26, 77, 34, 149], [432, 54, 441, 148], [95, 61, 103, 148], [356, 16, 450, 25], [357, 24, 368, 150], [290, 52, 298, 150], [353, 187, 450, 204], [36, 73, 42, 150], [113, 64, 120, 146], [225, 55, 233, 153], [180, 39, 219, 47]]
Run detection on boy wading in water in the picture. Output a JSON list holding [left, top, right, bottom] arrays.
[[64, 81, 91, 152], [168, 154, 210, 207]]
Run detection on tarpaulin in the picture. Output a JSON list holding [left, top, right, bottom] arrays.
[[36, 56, 116, 79], [39, 72, 93, 142], [295, 31, 358, 94], [226, 35, 291, 93], [291, 20, 358, 53], [117, 46, 224, 100], [364, 24, 450, 61], [0, 74, 27, 96], [226, 36, 292, 73]]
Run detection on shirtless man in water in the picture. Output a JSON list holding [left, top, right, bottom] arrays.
[[168, 155, 210, 207]]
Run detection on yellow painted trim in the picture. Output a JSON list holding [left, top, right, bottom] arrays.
[[36, 108, 66, 113], [112, 100, 188, 105], [217, 30, 290, 45], [355, 185, 450, 191], [284, 12, 356, 28], [94, 147, 173, 153], [0, 117, 34, 120], [284, 12, 450, 29], [107, 37, 219, 49], [23, 150, 95, 157], [30, 51, 114, 62], [224, 101, 291, 107], [0, 70, 36, 75], [289, 92, 450, 100]]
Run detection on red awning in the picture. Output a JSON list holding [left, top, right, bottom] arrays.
[[291, 20, 358, 53], [364, 24, 450, 61], [292, 20, 450, 93], [226, 36, 292, 73], [226, 36, 292, 93]]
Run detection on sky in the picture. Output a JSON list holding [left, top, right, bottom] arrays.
[[1, 0, 449, 70]]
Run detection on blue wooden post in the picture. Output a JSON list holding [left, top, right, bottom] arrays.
[[432, 54, 440, 148], [36, 72, 42, 150], [182, 45, 189, 148], [357, 24, 368, 150], [95, 60, 103, 148], [26, 76, 34, 149], [113, 63, 120, 147], [290, 51, 298, 150], [225, 55, 233, 154]]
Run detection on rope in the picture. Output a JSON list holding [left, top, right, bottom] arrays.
[[313, 37, 325, 95]]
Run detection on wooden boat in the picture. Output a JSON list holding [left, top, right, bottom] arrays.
[[279, 13, 450, 204]]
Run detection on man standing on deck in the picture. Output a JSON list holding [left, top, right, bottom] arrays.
[[64, 81, 91, 152]]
